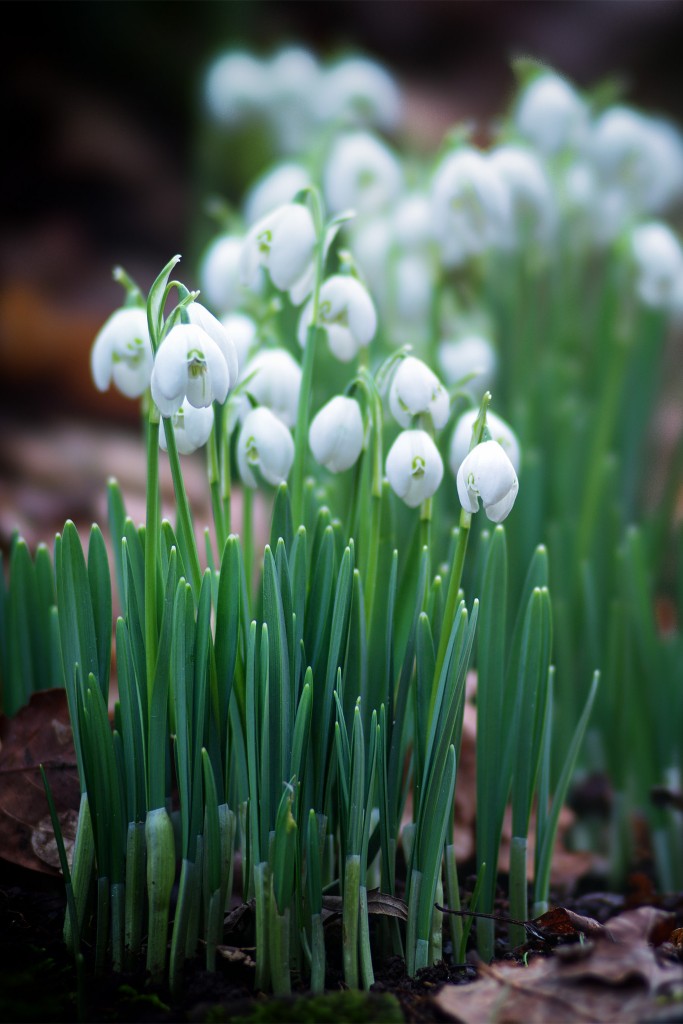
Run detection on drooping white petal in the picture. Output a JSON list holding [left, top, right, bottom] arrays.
[[449, 409, 521, 479], [237, 406, 295, 488], [198, 234, 245, 313], [631, 221, 683, 308], [456, 440, 519, 522], [90, 307, 152, 396], [437, 335, 497, 399], [323, 131, 403, 216], [298, 275, 377, 361], [220, 312, 257, 373], [159, 400, 214, 455], [204, 51, 268, 125], [151, 327, 191, 416], [309, 395, 364, 472], [515, 71, 589, 156], [316, 56, 402, 132], [389, 356, 449, 430], [187, 302, 239, 386], [244, 162, 312, 225], [241, 203, 316, 303], [151, 323, 229, 417], [240, 348, 302, 427], [385, 429, 444, 508], [431, 147, 512, 266]]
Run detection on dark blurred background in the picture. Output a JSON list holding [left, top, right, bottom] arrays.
[[2, 0, 683, 541]]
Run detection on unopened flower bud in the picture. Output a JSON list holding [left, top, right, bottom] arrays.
[[309, 395, 364, 472], [389, 356, 449, 430], [386, 429, 444, 508], [91, 307, 153, 398], [237, 406, 295, 488], [457, 440, 519, 522]]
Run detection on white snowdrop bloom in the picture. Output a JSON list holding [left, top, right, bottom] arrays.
[[430, 147, 512, 266], [437, 335, 497, 399], [266, 47, 321, 153], [159, 399, 214, 455], [515, 71, 589, 156], [198, 234, 247, 314], [350, 216, 393, 309], [309, 395, 364, 472], [457, 440, 519, 522], [239, 348, 302, 428], [393, 194, 434, 249], [151, 324, 230, 417], [91, 307, 153, 398], [323, 132, 403, 216], [204, 51, 268, 125], [220, 312, 257, 373], [298, 275, 377, 362], [316, 56, 402, 132], [385, 429, 444, 508], [237, 406, 295, 488], [243, 162, 312, 226], [449, 408, 521, 480], [240, 202, 316, 305], [186, 301, 239, 387], [394, 252, 433, 323], [488, 145, 557, 247], [631, 221, 683, 309], [389, 356, 449, 430]]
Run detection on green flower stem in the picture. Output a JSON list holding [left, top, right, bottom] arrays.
[[444, 841, 463, 962], [359, 884, 374, 989], [145, 806, 176, 985], [170, 857, 198, 995], [310, 913, 325, 993], [124, 821, 146, 966], [63, 792, 94, 954], [221, 421, 233, 537], [95, 875, 110, 974], [508, 836, 528, 949], [434, 512, 471, 686], [405, 866, 421, 977], [242, 486, 253, 604], [254, 861, 271, 992], [429, 874, 443, 966], [145, 411, 161, 709], [161, 418, 202, 597], [420, 497, 432, 555], [269, 903, 292, 997], [292, 192, 325, 529], [343, 853, 361, 989], [111, 881, 125, 973], [207, 419, 226, 556]]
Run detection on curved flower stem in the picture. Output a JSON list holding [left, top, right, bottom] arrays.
[[145, 407, 160, 705], [207, 417, 226, 556], [292, 189, 325, 528], [161, 417, 202, 598]]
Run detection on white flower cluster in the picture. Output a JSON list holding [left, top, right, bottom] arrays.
[[204, 46, 402, 154]]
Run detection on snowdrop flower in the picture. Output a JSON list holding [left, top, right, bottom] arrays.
[[324, 132, 403, 216], [488, 145, 556, 248], [309, 395, 364, 472], [457, 440, 519, 522], [237, 406, 295, 488], [430, 147, 511, 266], [204, 51, 268, 125], [266, 47, 321, 153], [350, 216, 393, 309], [385, 429, 444, 508], [298, 275, 377, 362], [515, 71, 589, 156], [389, 356, 449, 430], [220, 312, 257, 372], [151, 324, 230, 417], [159, 399, 214, 455], [631, 221, 683, 309], [316, 56, 402, 132], [243, 162, 312, 226], [198, 234, 248, 314], [437, 335, 497, 399], [186, 301, 239, 386], [239, 348, 302, 428], [241, 202, 316, 306], [393, 194, 434, 250], [91, 307, 153, 398], [449, 408, 521, 479]]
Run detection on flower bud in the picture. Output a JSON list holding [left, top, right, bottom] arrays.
[[430, 147, 511, 266], [220, 312, 257, 372], [186, 301, 239, 387], [244, 161, 312, 225], [449, 409, 520, 479], [630, 221, 683, 309], [316, 56, 402, 132], [91, 307, 153, 398], [298, 274, 377, 361], [385, 429, 444, 508], [239, 348, 302, 428], [151, 324, 230, 417], [237, 406, 295, 488], [198, 234, 246, 314], [389, 356, 449, 430], [323, 131, 403, 217], [457, 440, 519, 522], [240, 202, 317, 305], [204, 51, 268, 125], [437, 335, 497, 399], [309, 395, 364, 472], [515, 71, 589, 156], [488, 145, 557, 248], [159, 399, 214, 455]]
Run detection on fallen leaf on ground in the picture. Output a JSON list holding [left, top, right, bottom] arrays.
[[0, 689, 80, 875]]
